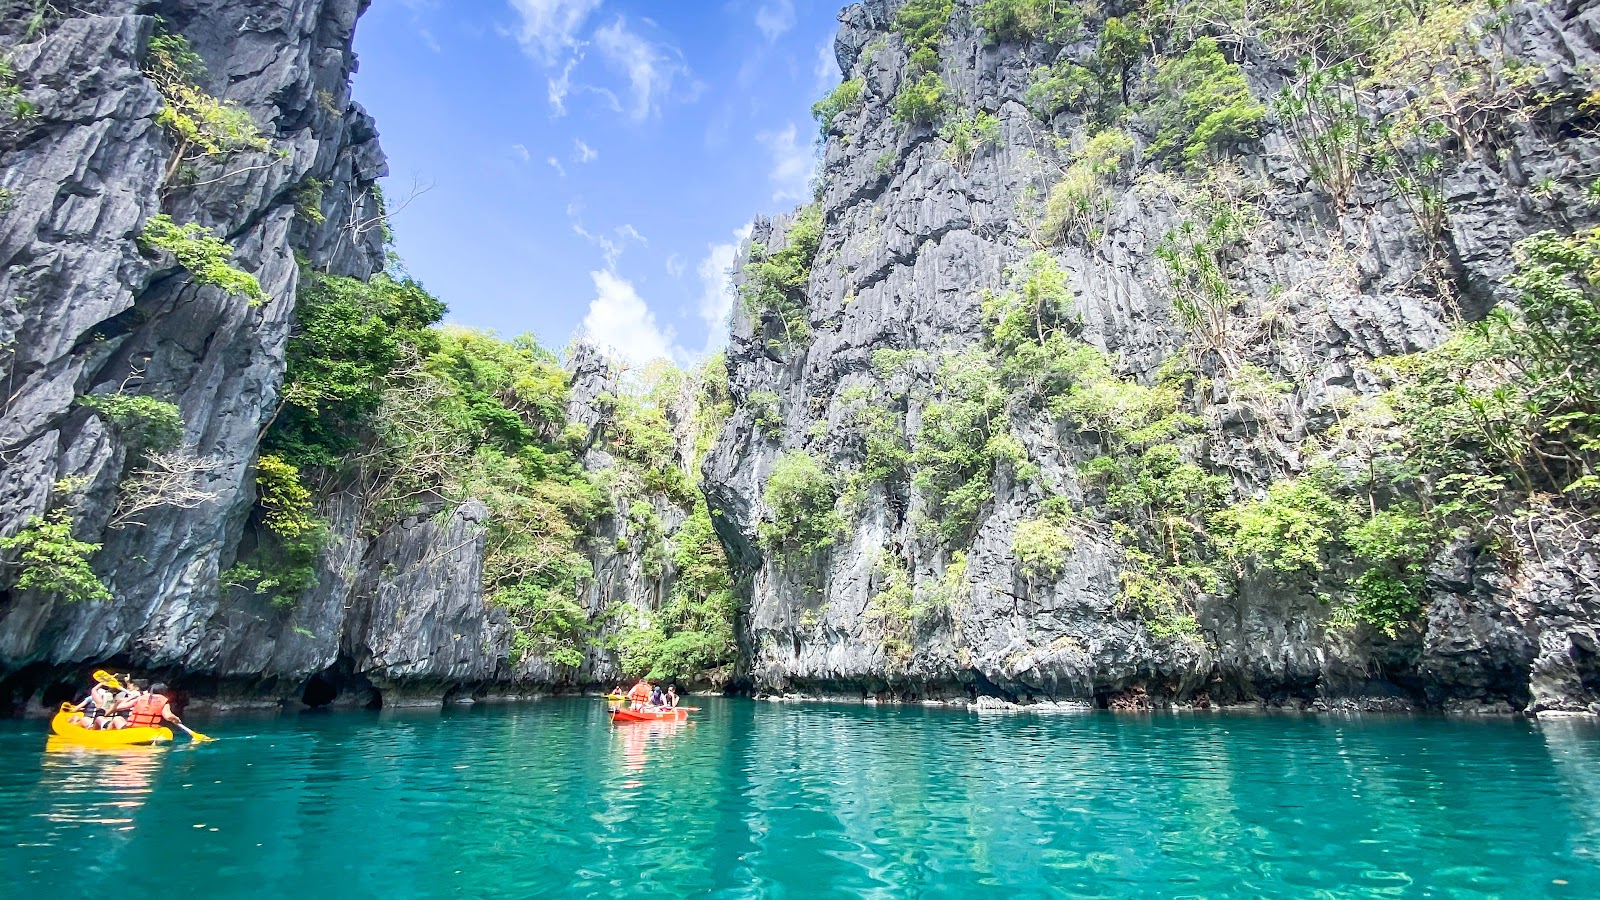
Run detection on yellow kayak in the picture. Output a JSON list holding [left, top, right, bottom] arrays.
[[603, 694, 626, 701], [50, 703, 172, 747]]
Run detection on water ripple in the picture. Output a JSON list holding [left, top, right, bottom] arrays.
[[1, 702, 1598, 897]]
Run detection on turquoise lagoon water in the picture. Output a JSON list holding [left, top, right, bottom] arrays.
[[2, 698, 1599, 898]]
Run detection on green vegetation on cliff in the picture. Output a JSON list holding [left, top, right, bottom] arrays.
[[0, 510, 109, 604], [139, 214, 270, 306], [759, 450, 844, 561], [247, 257, 736, 675], [144, 25, 278, 188], [812, 77, 864, 137], [976, 0, 1083, 46], [743, 204, 822, 348]]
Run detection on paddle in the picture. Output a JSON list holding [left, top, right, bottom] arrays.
[[175, 722, 216, 743]]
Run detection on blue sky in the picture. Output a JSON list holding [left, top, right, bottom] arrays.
[[350, 0, 845, 365]]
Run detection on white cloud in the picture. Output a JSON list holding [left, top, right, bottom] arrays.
[[573, 223, 621, 268], [593, 16, 689, 121], [548, 56, 580, 116], [813, 36, 840, 93], [572, 221, 647, 268], [665, 253, 686, 279], [581, 270, 678, 367], [512, 144, 531, 162], [573, 138, 598, 163], [755, 0, 796, 42], [507, 0, 601, 63], [547, 156, 566, 176], [697, 223, 753, 352], [758, 123, 815, 203]]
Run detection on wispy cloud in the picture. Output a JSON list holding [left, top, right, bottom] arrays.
[[573, 219, 650, 268], [581, 270, 678, 367], [573, 223, 621, 268], [698, 223, 753, 353], [758, 123, 815, 203], [755, 0, 797, 42], [506, 0, 601, 63], [511, 144, 531, 163], [548, 55, 581, 116], [665, 253, 686, 279], [573, 138, 598, 163], [813, 35, 840, 92], [547, 156, 566, 177], [593, 16, 691, 121]]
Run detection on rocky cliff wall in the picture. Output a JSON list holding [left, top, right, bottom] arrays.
[[0, 0, 400, 711], [702, 0, 1600, 713], [0, 2, 685, 713]]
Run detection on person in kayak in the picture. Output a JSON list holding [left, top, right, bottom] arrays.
[[626, 678, 653, 710], [66, 681, 116, 729], [124, 683, 188, 733], [100, 679, 145, 729], [650, 683, 665, 707], [664, 685, 679, 709]]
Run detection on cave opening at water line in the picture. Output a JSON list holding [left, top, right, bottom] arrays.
[[301, 673, 338, 709]]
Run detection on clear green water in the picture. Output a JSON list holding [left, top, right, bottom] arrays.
[[3, 699, 1599, 898]]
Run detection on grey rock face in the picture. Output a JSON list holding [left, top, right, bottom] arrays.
[[701, 0, 1600, 711], [0, 1, 395, 711], [0, 1, 659, 710]]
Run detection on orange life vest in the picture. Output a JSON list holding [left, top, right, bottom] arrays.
[[126, 694, 168, 728], [627, 682, 652, 704]]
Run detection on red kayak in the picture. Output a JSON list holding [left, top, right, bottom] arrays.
[[611, 706, 689, 724]]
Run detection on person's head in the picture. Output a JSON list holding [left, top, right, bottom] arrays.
[[149, 682, 168, 696]]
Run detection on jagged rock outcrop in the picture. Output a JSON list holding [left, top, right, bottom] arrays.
[[702, 0, 1600, 712], [0, 2, 658, 712], [0, 1, 397, 711]]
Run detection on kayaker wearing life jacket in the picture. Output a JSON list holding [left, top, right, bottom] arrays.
[[626, 678, 653, 711], [124, 683, 185, 731]]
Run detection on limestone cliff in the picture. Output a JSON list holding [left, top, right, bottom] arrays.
[[0, 2, 719, 712], [0, 0, 392, 709], [702, 0, 1600, 713]]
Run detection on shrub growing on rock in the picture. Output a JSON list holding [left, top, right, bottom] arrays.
[[143, 26, 277, 186], [893, 72, 949, 126], [139, 214, 270, 306], [1148, 37, 1265, 165], [743, 204, 822, 347], [759, 451, 843, 560], [1, 511, 110, 603], [1041, 129, 1134, 245], [1012, 515, 1075, 581], [78, 392, 184, 462], [811, 77, 865, 138], [976, 0, 1083, 46]]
